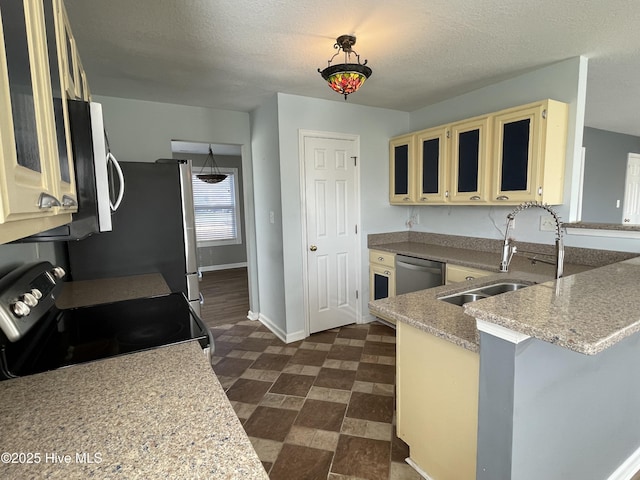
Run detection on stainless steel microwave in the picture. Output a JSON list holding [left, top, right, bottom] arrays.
[[19, 101, 124, 242]]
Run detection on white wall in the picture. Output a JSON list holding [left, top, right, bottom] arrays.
[[94, 95, 261, 312], [250, 95, 286, 334], [275, 93, 410, 338]]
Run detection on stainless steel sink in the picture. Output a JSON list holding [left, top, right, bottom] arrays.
[[439, 292, 490, 306], [438, 282, 531, 306], [476, 282, 529, 296]]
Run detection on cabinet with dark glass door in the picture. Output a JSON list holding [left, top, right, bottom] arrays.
[[448, 116, 491, 203], [389, 133, 415, 204], [492, 99, 568, 204], [415, 126, 448, 203]]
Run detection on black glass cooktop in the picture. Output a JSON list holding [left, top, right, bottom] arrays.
[[0, 293, 209, 379]]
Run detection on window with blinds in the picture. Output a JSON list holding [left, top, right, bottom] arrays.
[[191, 167, 242, 246]]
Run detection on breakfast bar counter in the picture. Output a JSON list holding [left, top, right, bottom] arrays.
[[0, 341, 268, 479]]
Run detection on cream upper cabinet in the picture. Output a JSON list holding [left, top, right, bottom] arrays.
[[0, 0, 79, 244], [415, 126, 448, 203], [491, 99, 568, 204], [448, 115, 491, 204], [388, 99, 568, 206], [389, 133, 415, 204], [58, 0, 88, 101]]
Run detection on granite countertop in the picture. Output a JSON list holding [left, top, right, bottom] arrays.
[[466, 257, 640, 355], [370, 240, 591, 278], [56, 273, 171, 309], [369, 271, 547, 353], [368, 238, 639, 355], [0, 341, 268, 479]]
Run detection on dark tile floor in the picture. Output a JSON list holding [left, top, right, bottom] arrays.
[[209, 319, 422, 480]]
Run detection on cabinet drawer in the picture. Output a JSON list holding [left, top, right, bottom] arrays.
[[369, 249, 396, 268], [446, 264, 492, 284]]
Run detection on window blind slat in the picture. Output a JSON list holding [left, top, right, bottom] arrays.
[[191, 172, 239, 243]]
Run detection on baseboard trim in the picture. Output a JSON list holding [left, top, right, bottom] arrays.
[[257, 313, 306, 344], [607, 445, 640, 480], [257, 314, 285, 342], [405, 457, 433, 480], [285, 329, 306, 343], [199, 262, 247, 273]]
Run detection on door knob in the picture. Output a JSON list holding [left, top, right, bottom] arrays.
[[309, 245, 317, 252]]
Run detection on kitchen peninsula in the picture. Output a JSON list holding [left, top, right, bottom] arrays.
[[368, 231, 640, 480]]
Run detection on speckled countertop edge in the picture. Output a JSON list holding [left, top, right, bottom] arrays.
[[0, 342, 268, 479], [368, 240, 640, 355]]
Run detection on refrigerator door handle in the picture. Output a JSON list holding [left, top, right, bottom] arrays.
[[108, 152, 125, 211]]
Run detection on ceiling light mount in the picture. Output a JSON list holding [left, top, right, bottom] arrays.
[[318, 34, 372, 100]]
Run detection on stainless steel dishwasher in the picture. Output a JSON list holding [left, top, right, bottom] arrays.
[[395, 254, 444, 295]]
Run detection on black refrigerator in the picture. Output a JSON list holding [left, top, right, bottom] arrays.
[[66, 160, 200, 312]]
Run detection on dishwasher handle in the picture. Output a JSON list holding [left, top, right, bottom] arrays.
[[396, 260, 442, 275]]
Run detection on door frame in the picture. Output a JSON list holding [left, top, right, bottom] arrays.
[[298, 129, 362, 338], [622, 152, 640, 225]]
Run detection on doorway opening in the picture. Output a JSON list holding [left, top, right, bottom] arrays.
[[171, 140, 250, 327]]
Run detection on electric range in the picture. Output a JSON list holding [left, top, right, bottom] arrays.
[[0, 261, 213, 380]]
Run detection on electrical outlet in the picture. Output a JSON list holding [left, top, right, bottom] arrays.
[[540, 216, 556, 231]]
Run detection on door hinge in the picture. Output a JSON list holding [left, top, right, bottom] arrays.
[[356, 290, 359, 299], [352, 156, 357, 166], [355, 224, 358, 234]]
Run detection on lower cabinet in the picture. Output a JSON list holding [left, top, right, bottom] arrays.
[[369, 249, 396, 325], [369, 249, 396, 300], [445, 263, 492, 284], [397, 321, 479, 480]]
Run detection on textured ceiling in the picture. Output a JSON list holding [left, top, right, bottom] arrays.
[[65, 0, 640, 136]]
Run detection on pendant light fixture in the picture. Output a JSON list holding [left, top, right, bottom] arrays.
[[196, 145, 227, 184], [318, 34, 372, 100]]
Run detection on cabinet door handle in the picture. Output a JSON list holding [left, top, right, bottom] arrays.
[[403, 197, 410, 201], [420, 197, 428, 201], [496, 195, 509, 201], [469, 195, 481, 200], [378, 256, 385, 261], [465, 276, 475, 281], [38, 193, 62, 209], [61, 195, 77, 208], [384, 270, 391, 275]]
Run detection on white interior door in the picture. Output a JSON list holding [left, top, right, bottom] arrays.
[[304, 135, 359, 334], [622, 153, 640, 224]]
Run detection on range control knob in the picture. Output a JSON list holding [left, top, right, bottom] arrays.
[[51, 266, 66, 280], [11, 301, 31, 318], [30, 288, 42, 300], [21, 292, 38, 307]]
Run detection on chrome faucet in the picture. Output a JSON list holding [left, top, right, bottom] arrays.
[[499, 201, 564, 279]]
